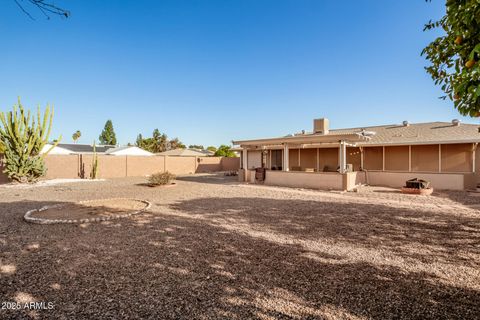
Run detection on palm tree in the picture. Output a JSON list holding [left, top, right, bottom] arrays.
[[72, 130, 81, 143]]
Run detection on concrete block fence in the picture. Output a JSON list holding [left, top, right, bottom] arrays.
[[0, 154, 239, 182]]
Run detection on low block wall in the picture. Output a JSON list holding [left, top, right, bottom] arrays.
[[365, 171, 473, 190], [344, 171, 366, 191], [264, 170, 344, 190], [0, 154, 239, 183]]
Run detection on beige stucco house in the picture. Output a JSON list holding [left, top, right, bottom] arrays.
[[233, 118, 480, 191]]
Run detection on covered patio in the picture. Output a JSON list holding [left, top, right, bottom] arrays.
[[233, 132, 371, 191]]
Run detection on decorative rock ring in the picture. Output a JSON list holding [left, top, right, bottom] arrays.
[[24, 198, 152, 224]]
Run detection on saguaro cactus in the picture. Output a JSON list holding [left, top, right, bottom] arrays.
[[0, 98, 61, 183], [90, 141, 99, 179]]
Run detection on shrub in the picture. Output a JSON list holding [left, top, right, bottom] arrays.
[[148, 171, 175, 186]]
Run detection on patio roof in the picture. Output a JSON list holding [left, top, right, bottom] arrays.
[[233, 132, 370, 148]]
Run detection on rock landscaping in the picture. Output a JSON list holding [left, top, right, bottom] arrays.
[[24, 198, 151, 224], [0, 174, 479, 319]]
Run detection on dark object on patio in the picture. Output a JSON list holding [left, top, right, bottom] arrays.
[[405, 178, 430, 189], [323, 165, 337, 172], [224, 171, 238, 176], [255, 167, 266, 182], [402, 178, 433, 195]]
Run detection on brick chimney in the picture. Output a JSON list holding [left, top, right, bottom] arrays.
[[313, 118, 329, 135]]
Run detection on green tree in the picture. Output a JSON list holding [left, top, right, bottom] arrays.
[[214, 145, 236, 157], [189, 144, 204, 150], [99, 120, 117, 145], [152, 129, 168, 152], [135, 134, 144, 148], [206, 146, 217, 153], [422, 0, 480, 116], [0, 98, 61, 182], [0, 140, 5, 153], [135, 130, 185, 153], [72, 130, 81, 143], [169, 138, 185, 150]]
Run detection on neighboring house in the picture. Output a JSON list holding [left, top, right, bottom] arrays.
[[233, 118, 480, 191], [105, 146, 153, 156], [40, 143, 152, 156], [41, 143, 115, 155], [157, 148, 214, 157]]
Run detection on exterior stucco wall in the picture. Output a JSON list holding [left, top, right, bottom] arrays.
[[221, 157, 240, 171], [0, 154, 239, 183], [264, 170, 343, 190], [196, 157, 222, 173], [44, 155, 80, 179], [366, 171, 467, 190], [126, 156, 165, 177], [165, 156, 197, 175]]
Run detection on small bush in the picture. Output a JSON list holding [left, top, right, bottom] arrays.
[[148, 171, 175, 186]]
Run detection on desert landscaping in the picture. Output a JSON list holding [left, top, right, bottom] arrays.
[[1, 174, 479, 319]]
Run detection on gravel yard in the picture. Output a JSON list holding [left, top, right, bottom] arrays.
[[1, 174, 479, 319]]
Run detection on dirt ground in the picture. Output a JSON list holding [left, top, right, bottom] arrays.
[[0, 174, 479, 319]]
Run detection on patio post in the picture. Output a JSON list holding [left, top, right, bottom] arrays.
[[242, 148, 248, 181], [283, 144, 289, 171], [338, 141, 347, 173]]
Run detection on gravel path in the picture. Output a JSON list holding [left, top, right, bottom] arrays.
[[1, 174, 479, 319]]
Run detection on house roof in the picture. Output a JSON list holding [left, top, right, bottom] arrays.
[[54, 143, 115, 153], [105, 146, 153, 155], [157, 148, 213, 156], [331, 121, 480, 146], [233, 121, 480, 148]]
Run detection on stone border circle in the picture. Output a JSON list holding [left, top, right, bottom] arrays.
[[24, 198, 152, 224]]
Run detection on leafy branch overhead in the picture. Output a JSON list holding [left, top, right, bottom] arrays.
[[422, 0, 480, 117]]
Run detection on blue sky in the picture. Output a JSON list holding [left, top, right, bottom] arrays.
[[0, 0, 473, 146]]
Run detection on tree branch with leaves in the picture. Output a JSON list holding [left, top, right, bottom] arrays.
[[422, 0, 480, 117]]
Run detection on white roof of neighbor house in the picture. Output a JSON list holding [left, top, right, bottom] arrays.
[[105, 146, 154, 156], [157, 148, 213, 157], [40, 143, 115, 154], [40, 144, 73, 155]]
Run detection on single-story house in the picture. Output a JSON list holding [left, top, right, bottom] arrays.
[[233, 118, 480, 191], [41, 143, 115, 155], [157, 148, 214, 157], [41, 143, 152, 156]]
